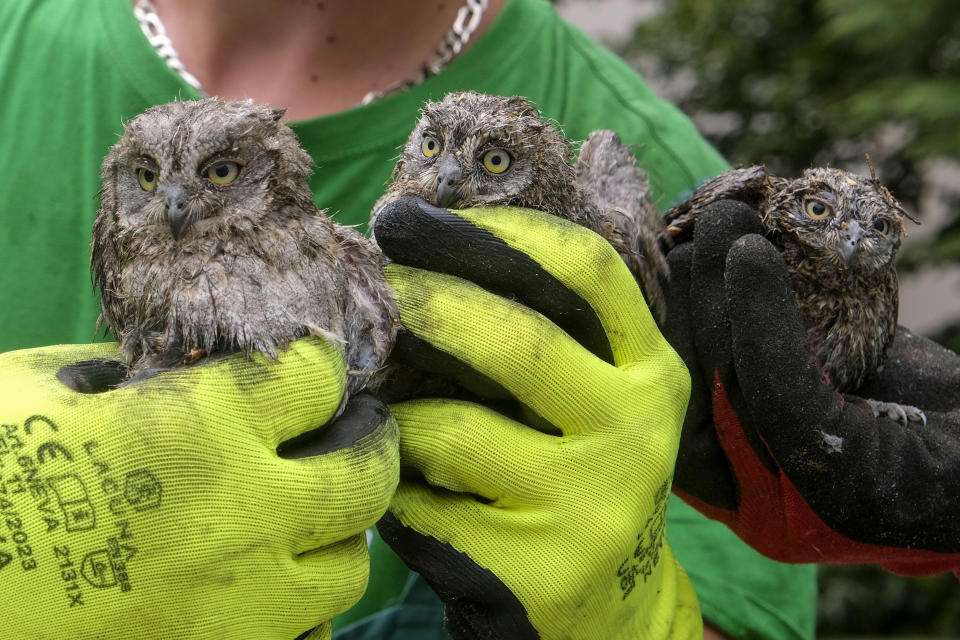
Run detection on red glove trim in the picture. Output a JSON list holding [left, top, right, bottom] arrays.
[[672, 372, 960, 576]]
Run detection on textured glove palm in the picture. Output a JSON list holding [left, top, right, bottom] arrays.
[[373, 199, 701, 639], [0, 339, 399, 639]]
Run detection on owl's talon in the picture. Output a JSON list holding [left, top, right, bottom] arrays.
[[866, 399, 927, 426]]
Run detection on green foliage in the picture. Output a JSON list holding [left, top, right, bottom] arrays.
[[817, 565, 960, 636], [629, 0, 960, 340], [628, 0, 960, 204]]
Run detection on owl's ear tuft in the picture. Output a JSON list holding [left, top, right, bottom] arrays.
[[270, 108, 286, 122]]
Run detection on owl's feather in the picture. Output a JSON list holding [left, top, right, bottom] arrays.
[[373, 91, 668, 323], [576, 130, 670, 321], [93, 98, 398, 397]]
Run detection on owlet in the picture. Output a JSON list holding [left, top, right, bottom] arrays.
[[371, 91, 670, 324], [665, 164, 924, 424], [92, 98, 398, 398]]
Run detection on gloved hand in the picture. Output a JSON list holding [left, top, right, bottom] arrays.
[[664, 199, 960, 575], [0, 338, 399, 639], [372, 198, 701, 639]]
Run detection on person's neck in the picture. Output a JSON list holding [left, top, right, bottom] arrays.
[[147, 0, 506, 121]]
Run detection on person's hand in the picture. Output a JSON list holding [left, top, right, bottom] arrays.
[[0, 339, 399, 639], [372, 198, 701, 639], [664, 199, 960, 576]]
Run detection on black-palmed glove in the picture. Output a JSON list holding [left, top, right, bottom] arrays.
[[664, 199, 960, 576], [372, 198, 701, 639]]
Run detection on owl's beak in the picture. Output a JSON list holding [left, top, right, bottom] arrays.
[[163, 186, 190, 240], [839, 220, 864, 264], [436, 156, 463, 209]]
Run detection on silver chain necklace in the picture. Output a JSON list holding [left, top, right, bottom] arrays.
[[133, 0, 488, 106]]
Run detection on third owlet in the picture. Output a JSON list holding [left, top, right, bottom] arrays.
[[665, 164, 924, 424], [92, 98, 398, 398], [371, 91, 670, 323]]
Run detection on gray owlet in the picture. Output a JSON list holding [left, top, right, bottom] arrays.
[[371, 91, 670, 324], [665, 164, 924, 424], [92, 98, 398, 397]]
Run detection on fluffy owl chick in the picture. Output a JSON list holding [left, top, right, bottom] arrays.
[[93, 98, 398, 397], [371, 91, 669, 323], [665, 164, 924, 424]]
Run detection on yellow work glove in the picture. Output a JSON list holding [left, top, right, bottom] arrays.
[[0, 338, 398, 640], [373, 198, 700, 639]]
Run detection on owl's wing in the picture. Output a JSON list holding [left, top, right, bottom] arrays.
[[664, 165, 770, 242], [330, 224, 399, 396], [575, 129, 669, 323], [576, 130, 652, 218], [90, 199, 130, 343]]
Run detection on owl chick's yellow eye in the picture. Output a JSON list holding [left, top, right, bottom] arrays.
[[874, 219, 891, 234], [421, 135, 441, 158], [483, 149, 511, 174], [207, 161, 240, 185], [137, 167, 158, 191], [804, 199, 833, 219]]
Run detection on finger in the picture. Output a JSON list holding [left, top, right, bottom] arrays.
[[56, 358, 129, 393], [663, 243, 739, 507], [725, 234, 839, 430], [389, 398, 558, 503], [663, 243, 704, 406], [376, 509, 537, 640], [375, 197, 662, 366], [663, 242, 695, 362], [0, 342, 122, 394], [385, 264, 684, 436], [391, 398, 677, 516], [859, 326, 960, 410], [689, 199, 766, 385], [277, 392, 389, 459], [118, 336, 347, 447], [276, 406, 399, 550], [721, 233, 843, 479], [374, 197, 613, 364], [388, 329, 513, 400], [291, 534, 370, 626]]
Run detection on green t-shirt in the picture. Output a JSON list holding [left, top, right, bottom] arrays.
[[0, 0, 816, 637]]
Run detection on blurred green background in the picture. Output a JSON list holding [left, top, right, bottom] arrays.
[[556, 0, 960, 636]]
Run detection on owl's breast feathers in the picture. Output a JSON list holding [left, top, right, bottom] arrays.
[[107, 211, 397, 386], [783, 250, 898, 392]]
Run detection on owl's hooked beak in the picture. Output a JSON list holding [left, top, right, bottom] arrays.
[[436, 156, 463, 208], [839, 220, 864, 264], [163, 186, 190, 240]]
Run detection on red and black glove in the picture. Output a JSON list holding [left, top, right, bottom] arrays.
[[664, 199, 960, 576]]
